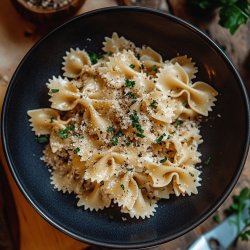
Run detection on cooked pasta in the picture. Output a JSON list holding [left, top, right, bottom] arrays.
[[27, 32, 218, 219]]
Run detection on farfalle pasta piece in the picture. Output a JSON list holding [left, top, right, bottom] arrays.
[[99, 50, 141, 87], [47, 76, 80, 111], [104, 173, 139, 211], [172, 165, 202, 196], [157, 65, 218, 116], [27, 108, 61, 135], [62, 48, 91, 78], [158, 63, 189, 84], [121, 189, 158, 219], [50, 155, 86, 194], [48, 76, 111, 133], [171, 55, 198, 81], [71, 133, 101, 161], [145, 162, 200, 195], [77, 181, 111, 211], [84, 152, 126, 183], [102, 32, 135, 53], [145, 91, 177, 124], [139, 46, 164, 69], [153, 184, 174, 199], [133, 74, 155, 94], [82, 99, 112, 135], [81, 76, 103, 98]]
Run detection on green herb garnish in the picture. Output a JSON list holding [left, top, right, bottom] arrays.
[[156, 133, 166, 144], [111, 137, 118, 146], [120, 184, 125, 190], [50, 117, 54, 123], [73, 147, 80, 154], [36, 135, 49, 144], [219, 3, 250, 34], [125, 91, 137, 99], [190, 0, 250, 34], [130, 111, 144, 134], [150, 100, 158, 109], [136, 133, 145, 138], [159, 156, 167, 163], [110, 129, 124, 146], [129, 64, 135, 69], [151, 65, 158, 72], [116, 130, 124, 137], [212, 214, 221, 223], [107, 126, 115, 132], [126, 167, 134, 171], [57, 125, 75, 139], [51, 89, 59, 93], [88, 51, 102, 64], [204, 156, 211, 165], [125, 78, 136, 88], [226, 187, 250, 241], [130, 100, 137, 107], [175, 119, 183, 128], [182, 101, 187, 107]]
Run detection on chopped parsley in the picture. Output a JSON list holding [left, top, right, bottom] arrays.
[[107, 126, 115, 132], [204, 156, 211, 165], [36, 135, 49, 144], [130, 111, 144, 134], [175, 119, 183, 128], [125, 78, 136, 88], [108, 214, 114, 220], [50, 117, 54, 123], [136, 133, 145, 138], [116, 130, 124, 137], [111, 137, 118, 146], [88, 51, 101, 64], [129, 64, 135, 69], [130, 100, 137, 107], [51, 89, 59, 93], [110, 129, 124, 146], [212, 214, 221, 223], [120, 184, 125, 190], [156, 133, 166, 144], [126, 167, 134, 171], [73, 147, 80, 154], [182, 101, 187, 107], [150, 100, 158, 109], [57, 125, 75, 139], [151, 65, 158, 72], [125, 91, 137, 99], [126, 141, 131, 146], [159, 156, 167, 163]]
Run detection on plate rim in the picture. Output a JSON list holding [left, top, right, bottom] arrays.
[[1, 6, 250, 249]]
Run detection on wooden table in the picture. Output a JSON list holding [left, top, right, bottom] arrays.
[[0, 0, 249, 249]]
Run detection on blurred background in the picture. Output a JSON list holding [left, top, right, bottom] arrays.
[[0, 0, 249, 249]]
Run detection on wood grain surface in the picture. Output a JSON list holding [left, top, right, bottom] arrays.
[[0, 0, 249, 249]]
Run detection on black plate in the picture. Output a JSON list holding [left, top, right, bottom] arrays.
[[1, 7, 250, 249]]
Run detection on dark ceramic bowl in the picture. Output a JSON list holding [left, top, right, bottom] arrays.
[[2, 7, 249, 249]]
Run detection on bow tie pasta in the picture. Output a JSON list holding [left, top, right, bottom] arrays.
[[28, 32, 218, 219]]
